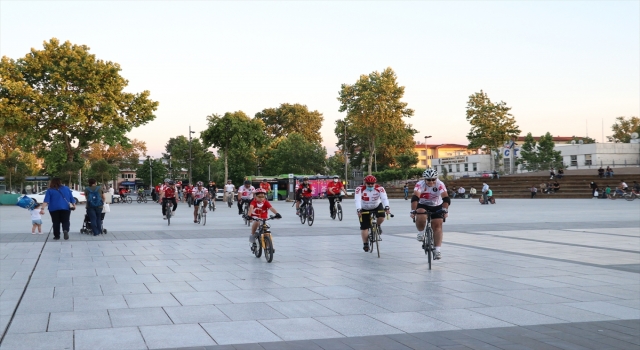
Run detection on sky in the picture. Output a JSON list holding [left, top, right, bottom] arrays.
[[1, 1, 638, 158]]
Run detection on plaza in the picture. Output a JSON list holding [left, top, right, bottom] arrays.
[[0, 198, 638, 350]]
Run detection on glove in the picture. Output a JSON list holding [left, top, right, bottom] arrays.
[[274, 213, 282, 219]]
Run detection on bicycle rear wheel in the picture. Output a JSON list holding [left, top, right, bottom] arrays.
[[337, 203, 343, 221], [137, 197, 142, 203], [202, 207, 207, 225], [263, 234, 273, 263], [126, 196, 132, 204], [143, 197, 147, 203], [254, 235, 263, 258], [307, 206, 314, 226]]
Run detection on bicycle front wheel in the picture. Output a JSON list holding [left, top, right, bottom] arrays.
[[624, 193, 636, 201], [126, 196, 132, 204], [137, 197, 142, 203], [300, 208, 306, 224], [307, 206, 314, 226], [254, 235, 263, 258], [264, 234, 273, 263], [202, 208, 207, 225], [337, 203, 343, 221], [166, 207, 171, 226]]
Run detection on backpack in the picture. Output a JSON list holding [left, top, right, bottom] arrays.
[[87, 186, 103, 208], [16, 195, 36, 210]]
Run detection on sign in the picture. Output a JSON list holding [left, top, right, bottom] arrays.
[[272, 184, 278, 201], [440, 155, 466, 164], [288, 174, 294, 178]]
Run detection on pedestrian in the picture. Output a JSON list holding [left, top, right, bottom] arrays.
[[29, 202, 44, 234], [549, 168, 556, 179], [589, 182, 598, 197], [481, 183, 489, 204], [41, 177, 76, 240], [457, 186, 466, 199], [529, 185, 537, 198], [403, 184, 409, 200], [84, 178, 106, 236], [469, 186, 477, 198]]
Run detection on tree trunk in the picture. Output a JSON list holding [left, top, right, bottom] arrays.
[[224, 149, 228, 183]]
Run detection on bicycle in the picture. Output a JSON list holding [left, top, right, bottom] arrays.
[[197, 201, 207, 225], [164, 200, 173, 226], [187, 194, 193, 208], [227, 192, 234, 208], [136, 195, 147, 203], [208, 195, 216, 212], [124, 195, 132, 204], [623, 190, 639, 201], [329, 196, 343, 221], [242, 200, 251, 226], [414, 209, 445, 270], [359, 209, 392, 258], [299, 198, 314, 226], [250, 215, 278, 263]]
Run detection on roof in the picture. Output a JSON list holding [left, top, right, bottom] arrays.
[[413, 143, 469, 149], [515, 136, 582, 142]]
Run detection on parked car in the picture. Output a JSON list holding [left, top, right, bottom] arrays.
[[215, 189, 224, 201], [345, 188, 355, 196], [27, 190, 87, 204]]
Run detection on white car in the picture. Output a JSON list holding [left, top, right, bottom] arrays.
[[345, 188, 355, 196], [215, 189, 224, 201], [27, 190, 87, 204]]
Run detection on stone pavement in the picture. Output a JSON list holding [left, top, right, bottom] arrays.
[[0, 198, 638, 349]]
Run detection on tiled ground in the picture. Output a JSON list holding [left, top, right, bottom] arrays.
[[0, 199, 638, 349]]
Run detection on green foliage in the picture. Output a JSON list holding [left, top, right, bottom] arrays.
[[263, 133, 327, 175], [466, 90, 520, 166], [326, 153, 347, 178], [394, 151, 419, 180], [607, 116, 640, 143], [255, 103, 324, 144], [162, 136, 215, 183], [0, 38, 158, 163], [337, 67, 417, 174], [135, 158, 167, 187], [0, 150, 38, 191], [88, 159, 119, 185], [567, 136, 596, 144], [518, 132, 563, 171], [201, 111, 266, 182]]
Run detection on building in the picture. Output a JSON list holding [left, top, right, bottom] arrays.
[[413, 142, 476, 168]]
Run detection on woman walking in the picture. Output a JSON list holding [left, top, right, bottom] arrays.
[[42, 177, 76, 240]]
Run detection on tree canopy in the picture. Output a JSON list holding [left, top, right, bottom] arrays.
[[466, 90, 520, 168], [263, 133, 327, 175], [607, 116, 640, 143], [337, 67, 416, 174], [135, 158, 168, 188], [518, 132, 563, 171], [162, 135, 215, 183], [0, 38, 158, 165], [255, 103, 324, 144]]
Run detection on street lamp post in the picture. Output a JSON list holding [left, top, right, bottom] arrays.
[[147, 156, 153, 187], [189, 126, 195, 186], [424, 135, 432, 168], [344, 121, 348, 187]]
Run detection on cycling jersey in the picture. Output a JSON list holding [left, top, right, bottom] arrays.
[[298, 184, 313, 198], [193, 187, 208, 200], [414, 179, 447, 206], [355, 184, 389, 211], [239, 186, 255, 200], [207, 185, 217, 194], [250, 199, 272, 219], [260, 182, 271, 192], [184, 186, 193, 194], [326, 181, 344, 196], [224, 184, 235, 193], [161, 185, 176, 198]]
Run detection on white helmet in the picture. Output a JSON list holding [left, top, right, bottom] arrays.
[[422, 169, 438, 179]]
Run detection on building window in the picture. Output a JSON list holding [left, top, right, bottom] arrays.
[[421, 160, 426, 165], [456, 164, 460, 172], [585, 154, 592, 166], [472, 163, 477, 171], [570, 155, 577, 166], [420, 150, 426, 156], [448, 165, 452, 172], [464, 163, 469, 172]]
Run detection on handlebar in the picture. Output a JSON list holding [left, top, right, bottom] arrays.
[[250, 215, 281, 223]]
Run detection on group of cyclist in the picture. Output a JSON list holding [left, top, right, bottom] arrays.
[[156, 179, 219, 222]]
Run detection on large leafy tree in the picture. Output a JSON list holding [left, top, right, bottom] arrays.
[[607, 116, 640, 143], [201, 111, 266, 182], [0, 149, 39, 192], [87, 159, 119, 185], [0, 38, 158, 164], [337, 67, 416, 174], [466, 90, 520, 170], [517, 132, 563, 171], [135, 158, 168, 188], [326, 153, 347, 178], [86, 139, 147, 171], [162, 136, 215, 183], [394, 150, 419, 180], [263, 133, 327, 175], [255, 103, 324, 144]]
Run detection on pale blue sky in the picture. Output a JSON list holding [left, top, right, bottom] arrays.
[[2, 1, 638, 157]]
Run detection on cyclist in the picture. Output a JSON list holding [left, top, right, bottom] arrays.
[[160, 179, 178, 219], [355, 175, 390, 252], [247, 188, 282, 249], [183, 183, 193, 204], [207, 181, 217, 209], [413, 169, 450, 260], [137, 187, 145, 198], [260, 179, 271, 197], [237, 180, 255, 215], [295, 177, 313, 216], [326, 175, 344, 218], [192, 181, 209, 223], [224, 180, 236, 204]]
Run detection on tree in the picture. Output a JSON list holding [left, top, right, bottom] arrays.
[[0, 150, 37, 192], [0, 38, 159, 163], [568, 136, 596, 144], [162, 136, 214, 183], [263, 133, 327, 175], [337, 67, 416, 174], [518, 133, 538, 171], [135, 158, 168, 188], [201, 111, 266, 182], [88, 159, 119, 185], [326, 153, 347, 178], [607, 116, 640, 143], [465, 90, 520, 170], [86, 139, 147, 171], [517, 132, 563, 171], [394, 150, 419, 180], [255, 103, 324, 144]]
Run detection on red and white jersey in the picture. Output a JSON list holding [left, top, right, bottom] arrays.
[[193, 187, 208, 200], [238, 185, 255, 200], [414, 179, 447, 206], [161, 185, 176, 198], [250, 199, 272, 219], [355, 184, 389, 211]]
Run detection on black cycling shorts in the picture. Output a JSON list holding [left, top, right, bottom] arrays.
[[359, 203, 385, 230], [194, 198, 205, 206], [411, 195, 420, 203], [416, 203, 445, 220]]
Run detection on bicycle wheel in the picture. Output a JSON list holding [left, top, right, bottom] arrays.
[[307, 206, 314, 226], [166, 205, 171, 226], [300, 207, 306, 224], [188, 197, 192, 208], [126, 196, 132, 204], [137, 197, 142, 203], [244, 205, 250, 226], [368, 225, 376, 254], [330, 207, 336, 220], [143, 197, 147, 203], [202, 207, 207, 225], [425, 227, 434, 270], [624, 193, 636, 201], [264, 234, 273, 263], [254, 234, 263, 258], [337, 203, 343, 221]]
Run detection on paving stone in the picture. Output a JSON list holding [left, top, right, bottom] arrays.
[[564, 301, 640, 319], [200, 320, 282, 345], [263, 287, 327, 301], [6, 312, 49, 334], [109, 307, 174, 327], [171, 291, 232, 305], [140, 324, 216, 348], [218, 289, 280, 303], [518, 304, 618, 322], [125, 293, 182, 308], [216, 302, 286, 321], [370, 312, 461, 333], [315, 314, 403, 337], [0, 330, 73, 350], [163, 305, 230, 324], [471, 306, 567, 326], [75, 326, 147, 350], [307, 286, 369, 299], [73, 294, 128, 311], [48, 310, 111, 331], [260, 317, 344, 341], [187, 280, 241, 292], [100, 282, 151, 295], [15, 296, 73, 314], [425, 308, 515, 329]]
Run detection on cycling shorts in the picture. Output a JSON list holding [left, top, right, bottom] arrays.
[[416, 203, 445, 220], [359, 203, 385, 230], [194, 198, 206, 206]]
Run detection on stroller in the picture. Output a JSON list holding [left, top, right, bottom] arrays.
[[80, 212, 107, 235]]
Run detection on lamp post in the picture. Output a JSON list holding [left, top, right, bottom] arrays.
[[147, 156, 153, 187], [189, 126, 195, 186], [344, 121, 348, 187], [424, 135, 432, 168]]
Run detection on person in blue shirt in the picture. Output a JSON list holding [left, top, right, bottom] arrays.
[[42, 177, 76, 240]]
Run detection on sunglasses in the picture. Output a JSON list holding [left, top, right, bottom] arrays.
[[366, 182, 375, 185], [425, 178, 437, 182]]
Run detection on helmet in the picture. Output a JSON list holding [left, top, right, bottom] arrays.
[[262, 179, 267, 182], [197, 181, 203, 186], [164, 178, 170, 183], [422, 169, 438, 179], [244, 180, 251, 185], [302, 177, 309, 181], [254, 188, 267, 195], [332, 175, 339, 179], [168, 180, 175, 185], [364, 175, 377, 183]]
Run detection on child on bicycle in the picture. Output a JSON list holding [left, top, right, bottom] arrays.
[[247, 188, 281, 249]]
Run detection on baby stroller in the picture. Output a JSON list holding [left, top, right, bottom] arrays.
[[80, 212, 107, 235]]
